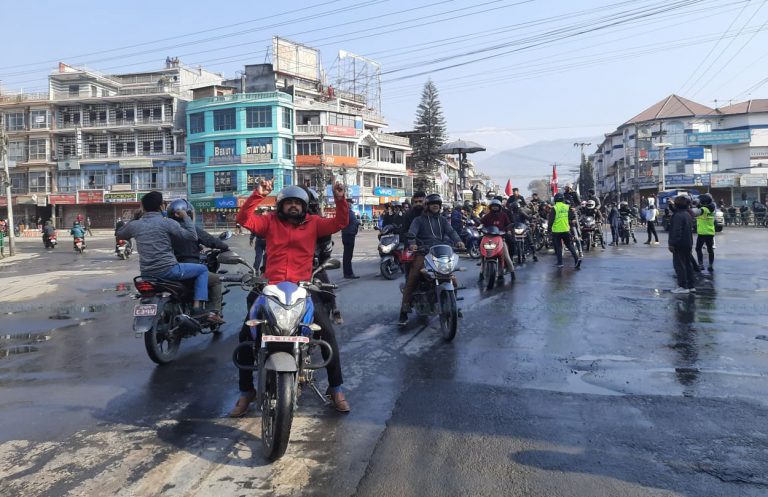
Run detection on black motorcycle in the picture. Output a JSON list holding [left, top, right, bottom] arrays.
[[510, 222, 538, 264], [619, 215, 637, 244], [580, 215, 605, 251]]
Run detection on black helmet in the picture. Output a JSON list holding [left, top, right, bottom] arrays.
[[489, 199, 502, 209], [509, 201, 520, 210], [699, 193, 712, 206], [277, 186, 309, 221], [302, 186, 320, 215], [554, 193, 564, 202], [166, 198, 194, 221], [425, 194, 442, 206]]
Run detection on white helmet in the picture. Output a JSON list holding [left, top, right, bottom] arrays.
[[586, 200, 596, 209]]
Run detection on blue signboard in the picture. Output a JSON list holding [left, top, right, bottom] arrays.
[[664, 173, 710, 187], [214, 197, 238, 209], [648, 147, 704, 161], [687, 130, 750, 145], [373, 186, 405, 197], [325, 185, 361, 198]]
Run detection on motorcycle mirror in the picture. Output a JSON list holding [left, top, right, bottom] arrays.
[[218, 251, 245, 265], [322, 259, 341, 271], [219, 230, 233, 240]]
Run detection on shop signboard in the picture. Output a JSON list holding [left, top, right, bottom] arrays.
[[214, 197, 238, 209], [373, 186, 406, 197], [119, 158, 153, 169], [104, 192, 138, 203], [326, 185, 360, 198], [710, 173, 739, 188], [647, 147, 704, 161], [326, 125, 357, 137], [190, 199, 215, 210], [664, 174, 710, 187], [48, 194, 77, 205], [739, 174, 768, 187], [77, 190, 104, 204], [687, 129, 751, 145]]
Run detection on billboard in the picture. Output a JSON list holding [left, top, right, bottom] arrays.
[[647, 147, 704, 161], [273, 37, 320, 82], [687, 130, 750, 145]]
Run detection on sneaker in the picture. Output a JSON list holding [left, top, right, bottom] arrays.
[[332, 309, 343, 325], [689, 287, 697, 293], [398, 311, 408, 326], [671, 287, 690, 294], [575, 258, 582, 269], [653, 241, 660, 245], [554, 263, 564, 268], [644, 241, 651, 245]]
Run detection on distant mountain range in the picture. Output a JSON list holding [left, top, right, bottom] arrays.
[[474, 136, 603, 194]]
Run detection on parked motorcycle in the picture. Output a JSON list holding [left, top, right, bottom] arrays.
[[73, 237, 86, 254], [43, 232, 57, 249], [377, 225, 405, 280], [401, 244, 461, 341], [479, 226, 513, 290], [511, 222, 538, 264], [460, 220, 482, 259], [580, 216, 605, 251], [228, 253, 341, 460], [116, 239, 132, 259], [619, 215, 637, 244]]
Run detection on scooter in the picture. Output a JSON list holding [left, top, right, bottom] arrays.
[[479, 226, 513, 290], [460, 220, 482, 259], [377, 225, 405, 280], [116, 239, 132, 259], [43, 232, 57, 249], [73, 237, 85, 254]]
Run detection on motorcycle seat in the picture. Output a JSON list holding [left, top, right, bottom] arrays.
[[136, 276, 194, 299]]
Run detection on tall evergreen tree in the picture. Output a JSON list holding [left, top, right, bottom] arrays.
[[412, 80, 447, 192]]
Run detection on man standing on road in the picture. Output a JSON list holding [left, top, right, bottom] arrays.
[[692, 193, 716, 272], [668, 195, 696, 293], [548, 193, 581, 269], [342, 199, 360, 279], [643, 200, 659, 245]]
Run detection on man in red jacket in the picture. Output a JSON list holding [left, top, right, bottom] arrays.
[[231, 179, 351, 415]]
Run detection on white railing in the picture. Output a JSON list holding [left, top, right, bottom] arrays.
[[372, 132, 410, 147]]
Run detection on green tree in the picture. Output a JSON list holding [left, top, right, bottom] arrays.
[[579, 160, 595, 195], [527, 179, 551, 198], [412, 79, 447, 192]]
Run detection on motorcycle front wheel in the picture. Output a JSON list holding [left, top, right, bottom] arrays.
[[469, 244, 481, 259], [439, 291, 458, 342], [144, 305, 181, 364], [262, 370, 296, 461], [380, 259, 398, 280], [485, 260, 497, 291]]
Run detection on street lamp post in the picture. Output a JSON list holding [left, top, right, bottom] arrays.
[[654, 142, 673, 193], [1, 126, 17, 256]]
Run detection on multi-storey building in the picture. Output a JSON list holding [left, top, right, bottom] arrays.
[[185, 85, 295, 226], [592, 95, 768, 206], [1, 60, 222, 228]]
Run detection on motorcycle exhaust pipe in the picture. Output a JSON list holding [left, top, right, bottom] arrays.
[[303, 339, 333, 370], [173, 314, 202, 335], [232, 341, 259, 371]]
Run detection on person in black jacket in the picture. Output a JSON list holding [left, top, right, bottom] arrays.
[[341, 200, 360, 279], [167, 199, 229, 322], [668, 195, 696, 294]]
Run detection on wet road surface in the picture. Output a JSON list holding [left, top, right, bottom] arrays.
[[1, 228, 768, 496]]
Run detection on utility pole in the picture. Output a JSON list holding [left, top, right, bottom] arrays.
[[633, 124, 640, 206], [1, 121, 17, 256], [574, 142, 591, 193]]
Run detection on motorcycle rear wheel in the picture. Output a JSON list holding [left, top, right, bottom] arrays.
[[439, 291, 458, 342], [262, 370, 295, 461], [144, 306, 181, 364]]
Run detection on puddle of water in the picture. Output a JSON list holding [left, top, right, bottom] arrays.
[[574, 355, 636, 362], [0, 345, 39, 358], [0, 333, 51, 343]]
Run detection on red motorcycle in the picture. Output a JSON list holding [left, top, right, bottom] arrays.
[[478, 226, 513, 290], [43, 232, 57, 249], [73, 237, 86, 254]]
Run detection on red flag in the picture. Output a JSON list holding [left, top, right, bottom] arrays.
[[504, 179, 513, 196], [551, 165, 558, 194]]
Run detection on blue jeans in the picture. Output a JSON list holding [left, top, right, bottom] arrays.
[[156, 263, 208, 302]]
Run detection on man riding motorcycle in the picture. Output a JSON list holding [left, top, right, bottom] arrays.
[[563, 184, 580, 206], [399, 194, 464, 326], [479, 199, 516, 279], [233, 180, 351, 415], [70, 221, 86, 247], [580, 199, 603, 223], [42, 221, 56, 248], [167, 199, 228, 324], [507, 201, 538, 262]]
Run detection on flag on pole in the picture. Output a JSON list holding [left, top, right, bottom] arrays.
[[551, 165, 558, 194], [504, 179, 513, 196]]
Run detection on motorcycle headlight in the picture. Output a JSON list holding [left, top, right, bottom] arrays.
[[266, 298, 306, 336], [433, 256, 455, 275], [514, 228, 525, 235], [483, 242, 498, 250], [381, 243, 395, 254]]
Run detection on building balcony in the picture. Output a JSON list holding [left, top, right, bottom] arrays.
[[371, 132, 411, 147], [54, 118, 174, 131], [295, 124, 362, 138], [188, 92, 293, 110], [206, 153, 276, 166]]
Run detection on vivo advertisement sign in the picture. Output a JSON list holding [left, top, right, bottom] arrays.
[[687, 130, 751, 145], [648, 147, 704, 161]]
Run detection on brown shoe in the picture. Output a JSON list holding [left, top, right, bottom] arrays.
[[229, 390, 257, 418], [332, 309, 343, 325], [330, 390, 350, 413]]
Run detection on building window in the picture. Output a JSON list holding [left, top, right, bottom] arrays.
[[327, 112, 356, 128], [28, 171, 49, 192], [114, 169, 133, 185], [85, 170, 106, 189], [245, 137, 273, 156], [363, 173, 375, 188], [283, 139, 293, 160], [379, 175, 404, 189], [28, 139, 47, 161], [189, 112, 205, 134], [10, 173, 28, 193], [358, 145, 372, 158], [167, 167, 186, 189], [190, 172, 206, 194], [8, 141, 26, 162], [68, 85, 79, 97], [247, 169, 274, 190], [323, 141, 352, 156], [5, 112, 25, 131], [214, 170, 237, 192], [189, 143, 205, 164], [281, 107, 292, 130], [379, 149, 403, 163], [30, 110, 49, 129], [297, 141, 321, 155], [284, 171, 292, 187], [134, 168, 160, 190], [213, 109, 236, 131], [213, 139, 236, 157], [57, 171, 81, 192], [246, 106, 272, 128]]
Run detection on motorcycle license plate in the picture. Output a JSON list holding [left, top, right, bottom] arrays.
[[261, 335, 310, 344], [133, 304, 157, 317]]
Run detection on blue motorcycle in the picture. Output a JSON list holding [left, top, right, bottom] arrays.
[[460, 220, 481, 259]]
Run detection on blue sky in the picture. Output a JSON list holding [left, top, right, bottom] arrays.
[[2, 0, 767, 159]]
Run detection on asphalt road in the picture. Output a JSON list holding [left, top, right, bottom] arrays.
[[1, 226, 768, 497]]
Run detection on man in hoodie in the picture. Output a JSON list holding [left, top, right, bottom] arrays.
[[668, 195, 696, 294]]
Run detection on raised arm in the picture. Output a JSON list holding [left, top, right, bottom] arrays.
[[236, 180, 273, 237], [316, 183, 350, 238]]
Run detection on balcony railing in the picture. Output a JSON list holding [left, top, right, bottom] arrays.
[[207, 153, 276, 166], [0, 92, 49, 103], [56, 118, 174, 130], [372, 132, 411, 147], [295, 124, 362, 137], [188, 92, 293, 109]]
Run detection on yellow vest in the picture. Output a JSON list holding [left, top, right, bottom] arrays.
[[552, 202, 570, 232], [697, 206, 715, 235]]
